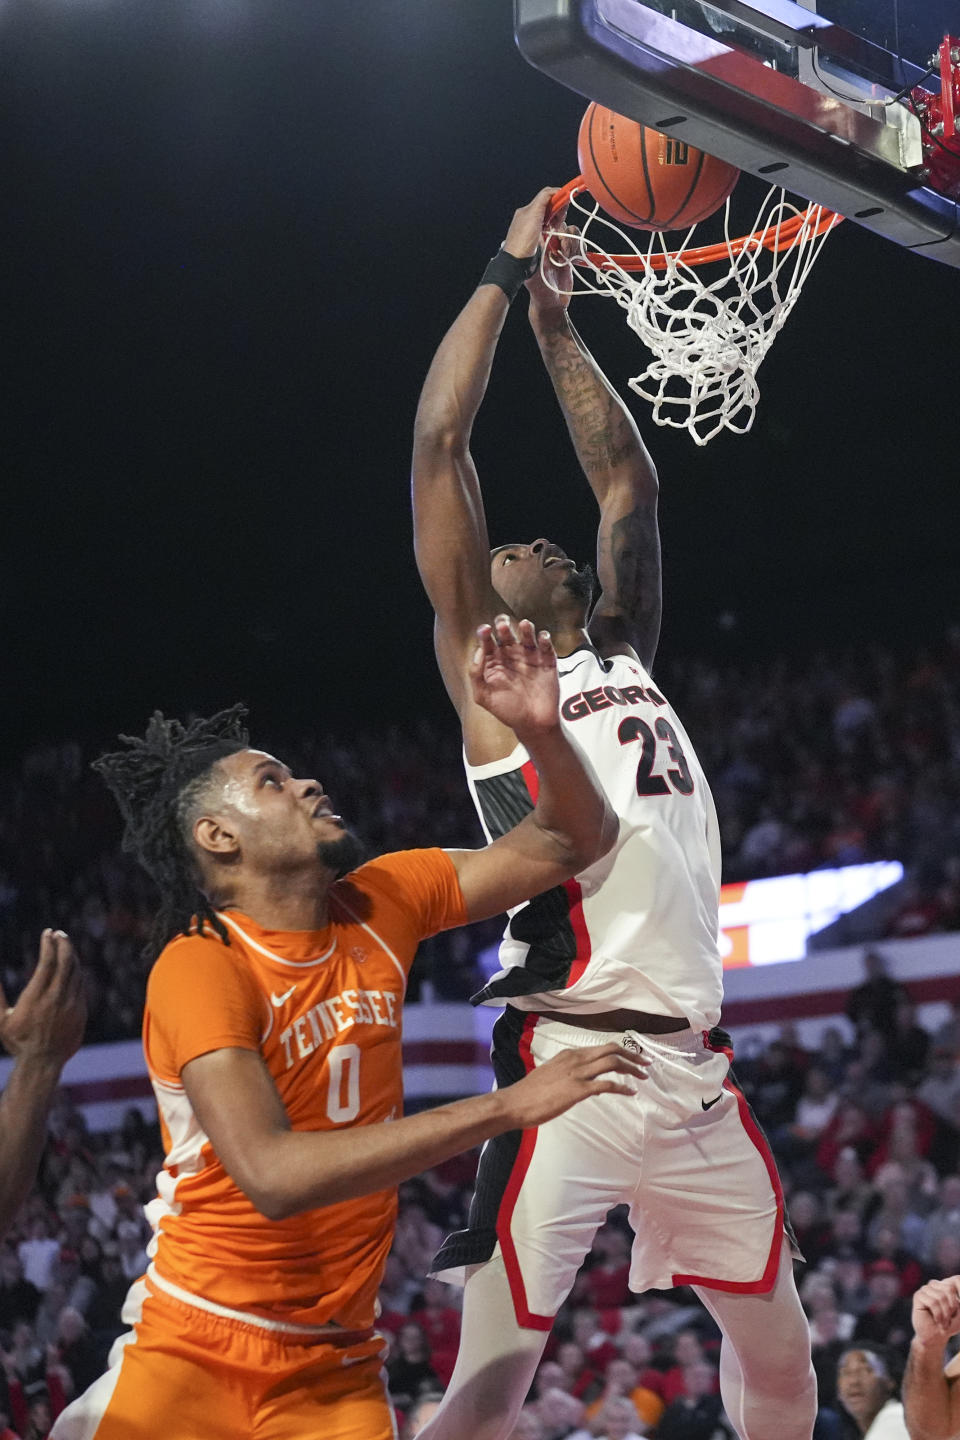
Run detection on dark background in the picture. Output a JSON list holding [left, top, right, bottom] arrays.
[[0, 0, 957, 758]]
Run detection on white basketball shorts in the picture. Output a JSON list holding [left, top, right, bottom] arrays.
[[432, 1010, 788, 1330]]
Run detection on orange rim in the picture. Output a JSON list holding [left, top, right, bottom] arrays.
[[546, 177, 842, 272]]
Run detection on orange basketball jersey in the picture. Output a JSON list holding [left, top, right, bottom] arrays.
[[141, 847, 466, 1330]]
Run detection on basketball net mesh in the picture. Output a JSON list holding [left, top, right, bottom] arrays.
[[544, 186, 841, 446]]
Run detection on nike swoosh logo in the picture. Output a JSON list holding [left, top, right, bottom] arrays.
[[701, 1095, 723, 1111], [270, 985, 297, 1008], [558, 658, 592, 678]]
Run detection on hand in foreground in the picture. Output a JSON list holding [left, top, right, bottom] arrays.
[[469, 616, 559, 738], [0, 929, 86, 1067], [503, 187, 560, 261], [501, 1042, 651, 1129], [912, 1277, 960, 1347]]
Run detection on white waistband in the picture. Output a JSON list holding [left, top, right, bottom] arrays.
[[532, 1016, 705, 1052], [146, 1263, 354, 1336]]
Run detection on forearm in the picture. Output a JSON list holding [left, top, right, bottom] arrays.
[[414, 285, 511, 450], [258, 1088, 510, 1219], [529, 308, 654, 504], [0, 1055, 61, 1234], [904, 1339, 960, 1440], [519, 721, 618, 868]]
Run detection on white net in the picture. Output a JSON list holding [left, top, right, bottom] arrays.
[[543, 185, 841, 446]]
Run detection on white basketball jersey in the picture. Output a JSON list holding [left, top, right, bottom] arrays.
[[466, 646, 724, 1031]]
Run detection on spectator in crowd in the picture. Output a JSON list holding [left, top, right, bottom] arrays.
[[654, 1362, 731, 1440], [918, 1048, 960, 1129], [927, 1235, 960, 1285], [779, 1068, 840, 1169], [741, 1038, 805, 1131], [846, 953, 907, 1044], [864, 1224, 923, 1298], [818, 1105, 878, 1180], [826, 1152, 875, 1223], [853, 1263, 914, 1351], [535, 1387, 592, 1440], [50, 1308, 99, 1397], [582, 1358, 664, 1432], [589, 1394, 648, 1440], [583, 1225, 633, 1311], [809, 1306, 851, 1410], [836, 1344, 909, 1438], [16, 1221, 59, 1297], [934, 1003, 960, 1057], [920, 1177, 960, 1267], [409, 1279, 461, 1388], [890, 1001, 932, 1082], [817, 1028, 853, 1088], [0, 1252, 40, 1331], [788, 1192, 834, 1268], [387, 1323, 441, 1413]]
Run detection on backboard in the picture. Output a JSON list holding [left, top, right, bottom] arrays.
[[515, 0, 960, 265]]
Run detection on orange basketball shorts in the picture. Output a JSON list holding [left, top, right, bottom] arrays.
[[51, 1277, 397, 1440]]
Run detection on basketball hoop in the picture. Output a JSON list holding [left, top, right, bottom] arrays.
[[544, 180, 842, 446]]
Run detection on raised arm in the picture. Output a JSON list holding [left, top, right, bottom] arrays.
[[0, 931, 87, 1237], [904, 1278, 960, 1440], [444, 615, 617, 919], [411, 188, 556, 719], [527, 243, 662, 670]]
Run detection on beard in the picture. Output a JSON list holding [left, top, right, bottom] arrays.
[[316, 828, 367, 879], [563, 562, 598, 608]]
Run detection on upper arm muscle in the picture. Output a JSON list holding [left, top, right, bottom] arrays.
[[181, 1047, 290, 1216], [411, 442, 503, 647], [589, 490, 662, 670], [446, 822, 581, 924]]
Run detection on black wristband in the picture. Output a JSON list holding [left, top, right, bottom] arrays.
[[480, 245, 542, 302]]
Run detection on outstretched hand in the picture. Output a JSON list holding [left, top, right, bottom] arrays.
[[0, 929, 86, 1067], [502, 1041, 651, 1129], [468, 616, 560, 738], [912, 1277, 960, 1347]]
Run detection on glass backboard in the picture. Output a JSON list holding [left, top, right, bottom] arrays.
[[515, 0, 960, 264]]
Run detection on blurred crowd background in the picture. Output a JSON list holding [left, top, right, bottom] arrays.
[[1, 628, 958, 1038], [1, 628, 959, 1437]]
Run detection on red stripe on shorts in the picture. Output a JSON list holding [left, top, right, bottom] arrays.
[[495, 1012, 555, 1331], [671, 1041, 784, 1296]]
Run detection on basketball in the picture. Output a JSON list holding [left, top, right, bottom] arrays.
[[577, 102, 740, 231]]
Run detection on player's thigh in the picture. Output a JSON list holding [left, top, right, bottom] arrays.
[[52, 1319, 248, 1440], [256, 1350, 396, 1440], [627, 1048, 784, 1291], [498, 1093, 634, 1324]]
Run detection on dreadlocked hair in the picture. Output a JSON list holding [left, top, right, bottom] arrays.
[[92, 704, 250, 960]]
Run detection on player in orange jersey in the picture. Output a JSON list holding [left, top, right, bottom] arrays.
[[52, 616, 645, 1440]]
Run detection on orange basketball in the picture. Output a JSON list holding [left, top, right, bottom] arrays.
[[577, 103, 740, 231]]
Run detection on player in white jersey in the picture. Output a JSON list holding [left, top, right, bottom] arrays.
[[411, 189, 816, 1440]]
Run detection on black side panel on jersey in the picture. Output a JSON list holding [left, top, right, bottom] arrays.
[[468, 769, 579, 1006], [431, 1006, 531, 1275]]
